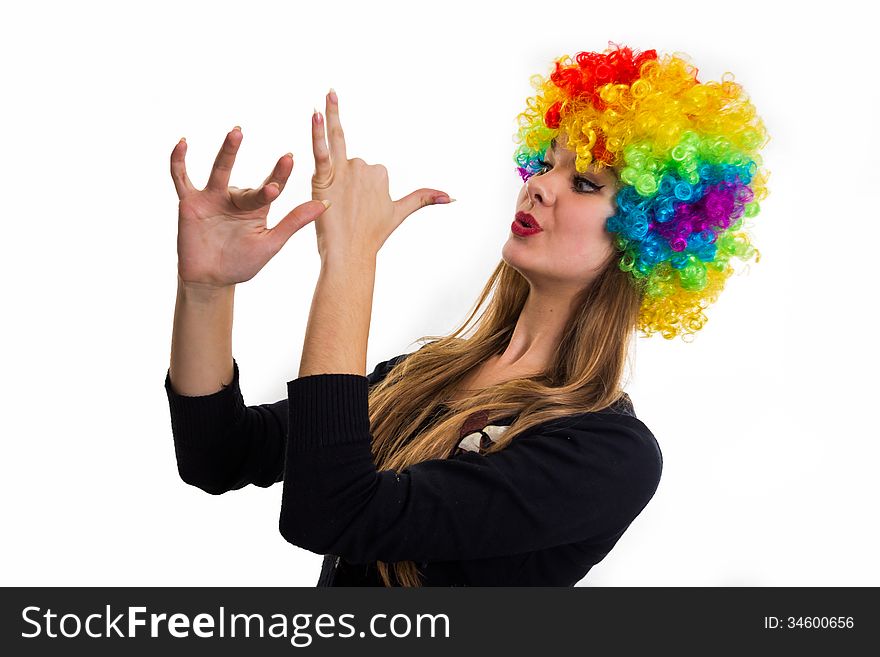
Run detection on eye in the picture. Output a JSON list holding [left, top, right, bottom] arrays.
[[535, 160, 603, 194], [573, 176, 602, 193]]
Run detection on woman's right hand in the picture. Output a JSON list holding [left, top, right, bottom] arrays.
[[170, 127, 329, 289]]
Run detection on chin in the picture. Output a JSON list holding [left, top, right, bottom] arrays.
[[500, 243, 533, 279]]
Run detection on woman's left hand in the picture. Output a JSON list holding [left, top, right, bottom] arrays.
[[310, 89, 452, 261]]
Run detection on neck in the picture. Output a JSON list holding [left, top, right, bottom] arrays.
[[496, 282, 579, 372]]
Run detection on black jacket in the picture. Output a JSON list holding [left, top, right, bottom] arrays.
[[164, 351, 662, 586]]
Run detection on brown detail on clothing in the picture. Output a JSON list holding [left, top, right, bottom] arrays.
[[458, 410, 491, 439]]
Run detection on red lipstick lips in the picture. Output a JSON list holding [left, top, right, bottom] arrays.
[[512, 211, 542, 236]]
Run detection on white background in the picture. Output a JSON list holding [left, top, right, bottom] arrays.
[[1, 0, 876, 587]]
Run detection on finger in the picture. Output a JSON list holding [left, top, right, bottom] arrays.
[[170, 138, 197, 199], [229, 152, 295, 211], [206, 126, 243, 192], [258, 152, 294, 195], [392, 188, 456, 223], [267, 199, 331, 253], [324, 88, 347, 163], [230, 181, 281, 212], [311, 109, 332, 184]]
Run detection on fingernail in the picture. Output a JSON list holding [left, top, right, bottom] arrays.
[[313, 108, 323, 124], [179, 137, 186, 143], [232, 125, 241, 132], [321, 199, 332, 209], [328, 88, 338, 104], [433, 196, 456, 204], [285, 152, 293, 159]]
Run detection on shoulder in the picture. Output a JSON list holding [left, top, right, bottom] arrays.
[[538, 405, 661, 458], [456, 406, 662, 487], [444, 407, 663, 536], [523, 407, 663, 497]]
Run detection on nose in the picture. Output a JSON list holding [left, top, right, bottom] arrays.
[[526, 175, 554, 206]]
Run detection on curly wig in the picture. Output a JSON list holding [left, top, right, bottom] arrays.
[[513, 43, 771, 340]]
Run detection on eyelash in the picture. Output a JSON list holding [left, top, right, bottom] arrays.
[[534, 160, 603, 193]]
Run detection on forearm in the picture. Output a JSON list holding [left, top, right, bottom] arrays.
[[168, 275, 235, 396], [299, 251, 377, 377]]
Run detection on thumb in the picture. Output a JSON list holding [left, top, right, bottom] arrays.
[[392, 188, 455, 222], [268, 199, 330, 251]]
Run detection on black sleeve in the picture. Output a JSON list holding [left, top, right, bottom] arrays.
[[164, 353, 412, 495], [279, 374, 663, 563]]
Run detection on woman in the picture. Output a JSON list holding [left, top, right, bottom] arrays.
[[165, 43, 769, 587]]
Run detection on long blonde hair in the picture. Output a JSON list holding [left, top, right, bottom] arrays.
[[368, 250, 644, 586]]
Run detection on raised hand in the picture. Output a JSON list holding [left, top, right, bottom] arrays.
[[310, 89, 453, 260], [170, 127, 329, 289]]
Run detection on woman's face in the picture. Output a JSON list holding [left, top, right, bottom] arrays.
[[502, 132, 619, 292]]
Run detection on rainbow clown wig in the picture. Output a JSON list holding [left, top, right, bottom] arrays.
[[514, 43, 770, 341]]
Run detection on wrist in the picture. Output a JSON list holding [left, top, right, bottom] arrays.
[[177, 276, 235, 303], [319, 248, 377, 271]]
